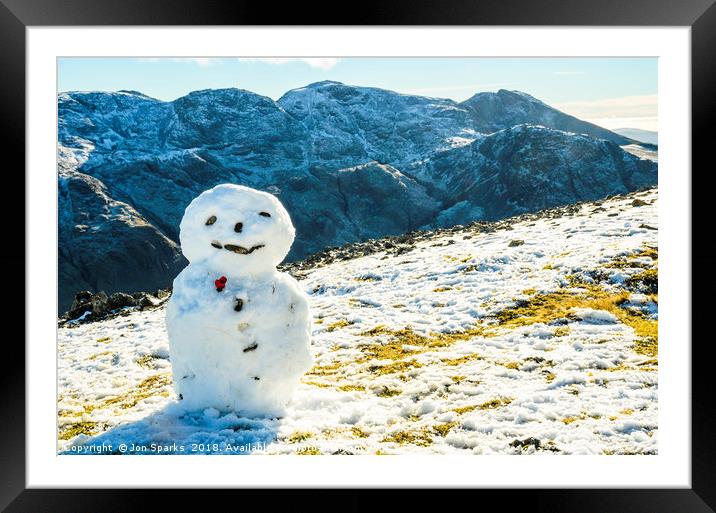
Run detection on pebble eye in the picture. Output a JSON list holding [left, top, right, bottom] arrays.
[[259, 212, 271, 218], [205, 215, 217, 226]]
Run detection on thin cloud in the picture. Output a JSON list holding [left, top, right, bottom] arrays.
[[555, 94, 658, 131], [553, 71, 586, 75], [237, 58, 341, 70], [181, 58, 214, 66], [555, 94, 657, 119], [137, 58, 215, 66]]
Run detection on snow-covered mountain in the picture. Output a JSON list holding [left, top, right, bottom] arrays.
[[57, 82, 657, 312], [58, 189, 658, 455], [461, 89, 638, 146]]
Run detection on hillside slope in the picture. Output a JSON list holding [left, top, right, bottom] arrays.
[[460, 89, 635, 145], [58, 188, 658, 455]]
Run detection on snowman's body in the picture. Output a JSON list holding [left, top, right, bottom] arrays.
[[166, 184, 312, 417]]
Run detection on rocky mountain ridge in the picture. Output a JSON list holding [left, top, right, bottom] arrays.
[[58, 81, 657, 312]]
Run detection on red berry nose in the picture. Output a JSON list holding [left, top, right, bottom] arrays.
[[215, 276, 227, 291]]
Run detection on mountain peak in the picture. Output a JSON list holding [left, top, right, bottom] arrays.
[[179, 87, 262, 99], [116, 89, 158, 100], [463, 89, 542, 105], [496, 88, 532, 96], [306, 80, 345, 88], [59, 89, 159, 102], [459, 90, 630, 144]]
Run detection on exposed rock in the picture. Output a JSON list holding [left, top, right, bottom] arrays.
[[62, 289, 166, 324], [65, 290, 108, 322], [107, 292, 137, 310], [510, 437, 542, 450]]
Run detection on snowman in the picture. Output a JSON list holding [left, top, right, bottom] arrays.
[[166, 184, 312, 417]]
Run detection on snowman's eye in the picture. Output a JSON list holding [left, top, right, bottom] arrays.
[[205, 215, 217, 225], [259, 212, 271, 218]]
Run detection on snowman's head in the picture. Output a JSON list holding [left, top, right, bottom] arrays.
[[179, 184, 295, 274]]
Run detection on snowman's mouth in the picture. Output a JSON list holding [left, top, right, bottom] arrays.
[[223, 243, 265, 255]]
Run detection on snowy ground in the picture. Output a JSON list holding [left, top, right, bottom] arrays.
[[58, 189, 658, 455]]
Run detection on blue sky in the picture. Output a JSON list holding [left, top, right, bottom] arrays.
[[58, 57, 658, 131]]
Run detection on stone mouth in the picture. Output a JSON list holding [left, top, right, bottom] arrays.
[[223, 243, 265, 255]]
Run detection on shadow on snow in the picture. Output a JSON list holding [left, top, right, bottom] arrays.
[[63, 401, 280, 455]]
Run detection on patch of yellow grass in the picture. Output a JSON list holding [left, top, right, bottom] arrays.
[[561, 413, 587, 425], [441, 354, 483, 366], [287, 431, 314, 444], [296, 447, 321, 455], [625, 269, 658, 294], [326, 319, 354, 332], [303, 380, 331, 388], [636, 245, 658, 260], [351, 427, 370, 438], [357, 326, 489, 368], [553, 326, 570, 337], [495, 278, 657, 357], [338, 384, 366, 392], [58, 421, 103, 441], [306, 362, 342, 377], [135, 354, 159, 369], [432, 422, 458, 437], [100, 374, 172, 410], [375, 387, 402, 398], [452, 397, 513, 415], [370, 359, 423, 376], [478, 397, 513, 410], [453, 404, 479, 414], [88, 351, 113, 361], [382, 430, 433, 447], [58, 375, 173, 440]]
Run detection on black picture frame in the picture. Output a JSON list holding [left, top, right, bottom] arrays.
[[3, 0, 714, 510]]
